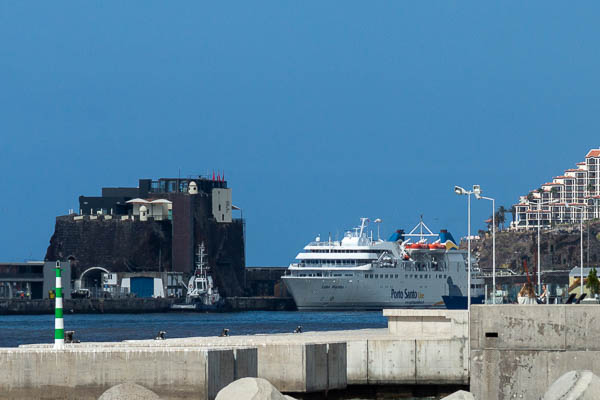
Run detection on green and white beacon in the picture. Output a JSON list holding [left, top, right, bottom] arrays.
[[54, 261, 64, 350]]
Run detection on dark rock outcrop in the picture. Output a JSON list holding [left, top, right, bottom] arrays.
[[45, 216, 172, 279], [466, 221, 600, 274]]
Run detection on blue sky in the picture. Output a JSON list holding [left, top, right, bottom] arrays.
[[1, 2, 599, 266]]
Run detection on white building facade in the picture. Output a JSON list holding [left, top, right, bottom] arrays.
[[513, 149, 600, 229]]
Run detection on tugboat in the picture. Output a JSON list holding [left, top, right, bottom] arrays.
[[171, 242, 224, 311]]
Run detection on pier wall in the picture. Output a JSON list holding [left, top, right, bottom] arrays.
[[470, 304, 600, 400], [348, 310, 469, 385], [0, 347, 256, 400], [0, 298, 177, 314], [0, 297, 296, 314]]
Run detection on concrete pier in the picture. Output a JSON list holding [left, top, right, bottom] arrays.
[[2, 309, 470, 399]]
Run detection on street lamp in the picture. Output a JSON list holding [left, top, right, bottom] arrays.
[[475, 191, 496, 304], [531, 199, 558, 294], [454, 185, 478, 310], [565, 203, 585, 295]]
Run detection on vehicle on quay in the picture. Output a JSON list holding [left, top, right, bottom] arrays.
[[282, 217, 484, 311]]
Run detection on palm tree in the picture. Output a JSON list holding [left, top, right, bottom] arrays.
[[586, 267, 600, 296], [498, 206, 507, 230], [494, 211, 504, 231], [510, 205, 517, 224]]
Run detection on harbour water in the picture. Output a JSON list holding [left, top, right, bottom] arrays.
[[0, 310, 387, 348]]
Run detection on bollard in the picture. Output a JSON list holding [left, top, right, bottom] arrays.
[[54, 261, 65, 350]]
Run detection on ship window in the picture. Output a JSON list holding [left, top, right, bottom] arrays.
[[405, 274, 408, 279], [420, 275, 423, 279], [395, 274, 398, 278], [375, 274, 379, 278], [385, 274, 389, 278]]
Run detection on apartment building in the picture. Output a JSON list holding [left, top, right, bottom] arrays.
[[513, 149, 600, 229]]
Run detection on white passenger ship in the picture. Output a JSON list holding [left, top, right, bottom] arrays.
[[282, 218, 484, 310]]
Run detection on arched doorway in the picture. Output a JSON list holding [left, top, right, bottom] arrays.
[[78, 267, 110, 297]]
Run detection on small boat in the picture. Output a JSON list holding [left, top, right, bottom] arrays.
[[171, 242, 225, 312]]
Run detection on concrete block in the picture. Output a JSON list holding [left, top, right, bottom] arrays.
[[416, 339, 468, 384], [543, 370, 600, 400], [233, 348, 258, 380], [547, 351, 598, 386], [305, 343, 328, 392], [367, 339, 416, 384], [98, 383, 160, 400], [215, 377, 292, 400], [327, 342, 347, 390], [257, 343, 305, 392], [257, 343, 328, 393], [346, 340, 368, 385], [0, 347, 238, 400], [383, 309, 468, 339], [564, 306, 600, 350], [207, 349, 235, 400], [471, 305, 566, 351], [441, 390, 474, 400]]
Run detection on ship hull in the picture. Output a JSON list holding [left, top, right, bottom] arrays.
[[442, 295, 485, 310], [283, 273, 450, 311]]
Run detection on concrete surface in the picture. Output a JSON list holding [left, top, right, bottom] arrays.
[[470, 305, 600, 400], [383, 309, 468, 339], [98, 382, 161, 400], [542, 370, 600, 400], [215, 377, 297, 400], [0, 347, 243, 400], [441, 390, 474, 400]]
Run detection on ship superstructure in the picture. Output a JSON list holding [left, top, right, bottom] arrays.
[[282, 218, 484, 310]]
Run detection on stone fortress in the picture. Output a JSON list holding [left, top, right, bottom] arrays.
[[44, 175, 246, 299]]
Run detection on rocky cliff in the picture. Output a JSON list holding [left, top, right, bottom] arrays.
[[44, 213, 246, 297], [467, 222, 600, 273], [45, 216, 172, 279]]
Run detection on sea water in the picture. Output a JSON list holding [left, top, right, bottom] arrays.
[[0, 310, 387, 347]]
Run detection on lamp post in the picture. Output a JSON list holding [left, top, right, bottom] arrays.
[[475, 193, 496, 304], [454, 185, 480, 310], [532, 199, 558, 294], [565, 203, 585, 295]]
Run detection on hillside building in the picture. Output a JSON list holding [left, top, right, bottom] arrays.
[[513, 149, 600, 229]]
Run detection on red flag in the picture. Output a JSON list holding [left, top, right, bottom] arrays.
[[222, 171, 225, 182], [217, 171, 221, 181], [212, 170, 215, 181]]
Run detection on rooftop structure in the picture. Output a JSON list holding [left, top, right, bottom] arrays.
[[513, 148, 600, 229]]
